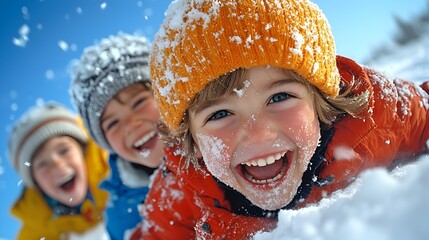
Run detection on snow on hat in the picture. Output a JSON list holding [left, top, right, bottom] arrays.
[[70, 33, 151, 151], [150, 0, 340, 133], [8, 102, 87, 188]]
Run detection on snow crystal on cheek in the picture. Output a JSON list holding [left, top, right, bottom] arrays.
[[196, 133, 230, 180], [333, 146, 357, 161]]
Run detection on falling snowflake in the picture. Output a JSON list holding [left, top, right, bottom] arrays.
[[45, 69, 55, 80], [12, 24, 30, 47], [58, 40, 69, 51]]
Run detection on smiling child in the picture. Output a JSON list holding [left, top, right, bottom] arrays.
[[140, 0, 429, 239], [8, 102, 109, 239], [70, 33, 165, 240]]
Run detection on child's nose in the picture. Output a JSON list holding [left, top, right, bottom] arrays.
[[51, 156, 68, 170], [239, 114, 276, 146], [123, 115, 141, 133]]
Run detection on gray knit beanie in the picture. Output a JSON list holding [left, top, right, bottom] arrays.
[[8, 102, 88, 188], [70, 33, 152, 151]]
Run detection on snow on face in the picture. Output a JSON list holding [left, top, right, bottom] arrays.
[[241, 117, 321, 210], [188, 65, 322, 210], [196, 133, 230, 181], [233, 80, 251, 97], [194, 110, 320, 210]]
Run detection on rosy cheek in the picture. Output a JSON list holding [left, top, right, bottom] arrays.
[[275, 104, 320, 152], [196, 133, 231, 180], [147, 105, 161, 121], [299, 118, 320, 151], [290, 112, 320, 157]]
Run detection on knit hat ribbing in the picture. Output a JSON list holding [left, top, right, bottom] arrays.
[[150, 0, 340, 133], [70, 33, 152, 151], [8, 103, 87, 188]]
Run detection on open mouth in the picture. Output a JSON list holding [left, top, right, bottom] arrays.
[[133, 130, 158, 156], [59, 175, 76, 192], [238, 151, 291, 185]]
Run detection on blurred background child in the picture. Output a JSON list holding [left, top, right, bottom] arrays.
[[70, 33, 165, 240], [8, 102, 109, 239]]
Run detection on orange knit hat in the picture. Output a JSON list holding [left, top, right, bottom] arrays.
[[150, 0, 340, 133]]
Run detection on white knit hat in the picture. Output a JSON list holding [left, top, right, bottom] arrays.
[[70, 33, 152, 151], [8, 102, 87, 188]]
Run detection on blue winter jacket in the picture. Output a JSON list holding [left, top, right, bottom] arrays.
[[100, 154, 153, 240]]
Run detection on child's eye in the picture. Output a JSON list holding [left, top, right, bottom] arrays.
[[133, 97, 147, 109], [59, 146, 69, 156], [105, 120, 119, 131], [33, 159, 48, 169], [268, 92, 291, 104], [208, 110, 230, 121]]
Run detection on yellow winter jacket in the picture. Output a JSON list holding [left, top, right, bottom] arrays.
[[10, 135, 109, 240]]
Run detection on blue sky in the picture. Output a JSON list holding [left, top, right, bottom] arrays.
[[0, 0, 427, 239]]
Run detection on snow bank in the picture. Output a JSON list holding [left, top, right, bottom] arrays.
[[254, 154, 429, 240]]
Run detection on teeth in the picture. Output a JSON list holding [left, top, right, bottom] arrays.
[[241, 151, 287, 167], [243, 166, 285, 184], [58, 175, 73, 186], [134, 130, 156, 148]]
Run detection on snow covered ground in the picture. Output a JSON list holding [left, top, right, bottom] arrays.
[[253, 34, 429, 240], [254, 155, 429, 240]]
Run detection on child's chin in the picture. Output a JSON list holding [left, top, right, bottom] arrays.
[[63, 192, 86, 207], [251, 198, 288, 211]]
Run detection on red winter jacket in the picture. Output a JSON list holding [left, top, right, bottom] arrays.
[[140, 56, 429, 239]]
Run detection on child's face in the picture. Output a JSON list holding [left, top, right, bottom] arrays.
[[32, 136, 88, 207], [101, 83, 164, 168], [189, 66, 321, 210]]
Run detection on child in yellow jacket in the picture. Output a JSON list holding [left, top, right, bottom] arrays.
[[8, 102, 109, 240]]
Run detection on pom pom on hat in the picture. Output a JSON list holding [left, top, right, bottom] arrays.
[[150, 0, 340, 133], [70, 33, 152, 151], [8, 102, 87, 188]]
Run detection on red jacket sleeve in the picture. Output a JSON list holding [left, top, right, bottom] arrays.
[[141, 165, 196, 240], [320, 57, 429, 193]]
